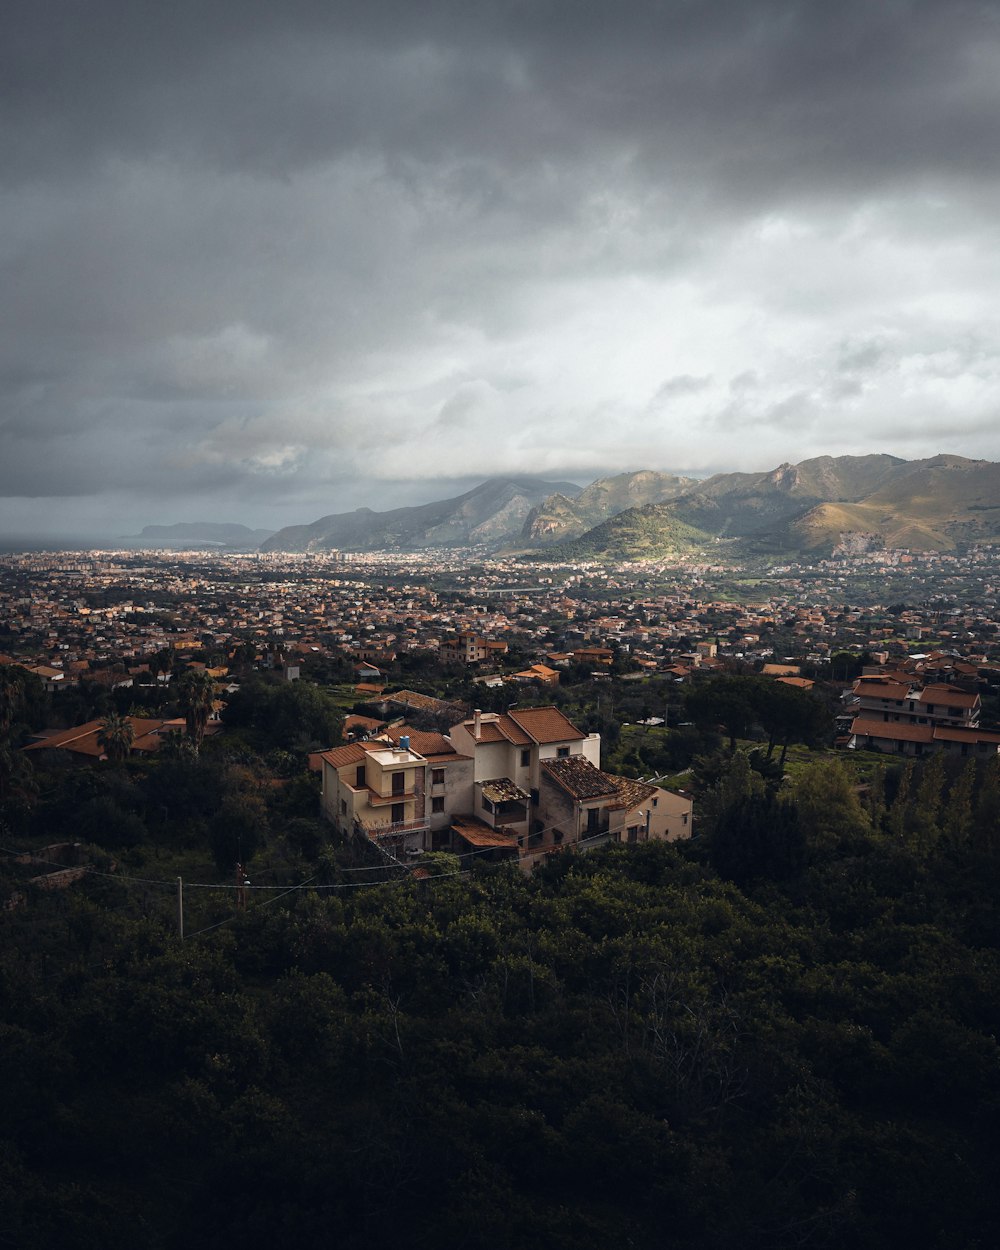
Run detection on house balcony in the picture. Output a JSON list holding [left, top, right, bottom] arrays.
[[367, 789, 418, 806], [476, 777, 530, 832], [361, 817, 430, 841]]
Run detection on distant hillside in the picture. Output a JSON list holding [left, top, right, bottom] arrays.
[[553, 503, 713, 561], [790, 456, 1000, 552], [120, 523, 275, 549], [535, 454, 1000, 561], [666, 454, 912, 540], [261, 477, 582, 553], [520, 470, 700, 545]]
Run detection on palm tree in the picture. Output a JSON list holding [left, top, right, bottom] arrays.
[[176, 670, 217, 754], [97, 712, 134, 764], [148, 648, 174, 684]]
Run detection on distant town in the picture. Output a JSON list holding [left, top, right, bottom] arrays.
[[3, 544, 999, 690]]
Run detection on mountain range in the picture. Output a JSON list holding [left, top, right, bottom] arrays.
[[542, 454, 1000, 560], [260, 477, 580, 553], [135, 454, 1000, 560]]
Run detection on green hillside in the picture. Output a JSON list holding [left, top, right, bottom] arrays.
[[552, 502, 715, 561], [520, 470, 699, 546]]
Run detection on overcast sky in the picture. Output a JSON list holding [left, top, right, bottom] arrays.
[[3, 0, 1000, 537]]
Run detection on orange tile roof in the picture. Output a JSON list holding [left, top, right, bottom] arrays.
[[461, 714, 531, 746], [932, 725, 1000, 744], [384, 726, 456, 757], [850, 718, 934, 743], [319, 742, 370, 769], [918, 685, 979, 708], [23, 717, 179, 758], [855, 682, 911, 700], [507, 705, 586, 745]]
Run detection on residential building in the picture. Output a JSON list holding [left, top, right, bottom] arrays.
[[847, 677, 999, 756], [319, 729, 473, 855], [22, 716, 187, 764], [440, 632, 491, 665], [319, 705, 692, 870]]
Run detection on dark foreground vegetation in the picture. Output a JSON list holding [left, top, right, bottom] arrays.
[[3, 762, 1000, 1250]]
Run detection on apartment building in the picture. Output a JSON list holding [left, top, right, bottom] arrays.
[[849, 676, 981, 728], [847, 676, 1000, 757]]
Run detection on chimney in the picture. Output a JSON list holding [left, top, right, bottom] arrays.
[[473, 708, 481, 740]]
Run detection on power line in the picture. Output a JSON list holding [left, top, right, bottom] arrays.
[[2, 819, 622, 902]]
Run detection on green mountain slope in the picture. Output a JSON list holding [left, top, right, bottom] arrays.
[[520, 470, 700, 545], [552, 503, 715, 561]]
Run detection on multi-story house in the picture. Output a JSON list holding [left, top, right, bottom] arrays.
[[319, 729, 473, 855], [319, 705, 693, 869], [439, 632, 491, 665]]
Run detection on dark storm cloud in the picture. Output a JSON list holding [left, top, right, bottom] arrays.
[[3, 1, 1000, 533], [6, 2, 998, 190]]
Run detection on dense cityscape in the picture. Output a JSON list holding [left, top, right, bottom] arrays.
[[4, 545, 1000, 688]]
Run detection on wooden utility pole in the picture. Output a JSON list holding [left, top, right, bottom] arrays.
[[176, 876, 184, 940], [235, 863, 249, 909]]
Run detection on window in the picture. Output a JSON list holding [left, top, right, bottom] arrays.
[[652, 797, 657, 807], [391, 803, 405, 824], [431, 796, 445, 813], [531, 788, 539, 807], [520, 749, 531, 767], [391, 771, 405, 795], [556, 746, 570, 758], [431, 767, 445, 785], [587, 808, 600, 832], [355, 765, 366, 788], [340, 799, 347, 815]]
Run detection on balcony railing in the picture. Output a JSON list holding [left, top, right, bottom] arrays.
[[361, 818, 430, 840]]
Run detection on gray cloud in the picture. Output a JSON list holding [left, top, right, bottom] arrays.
[[3, 1, 1000, 534]]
